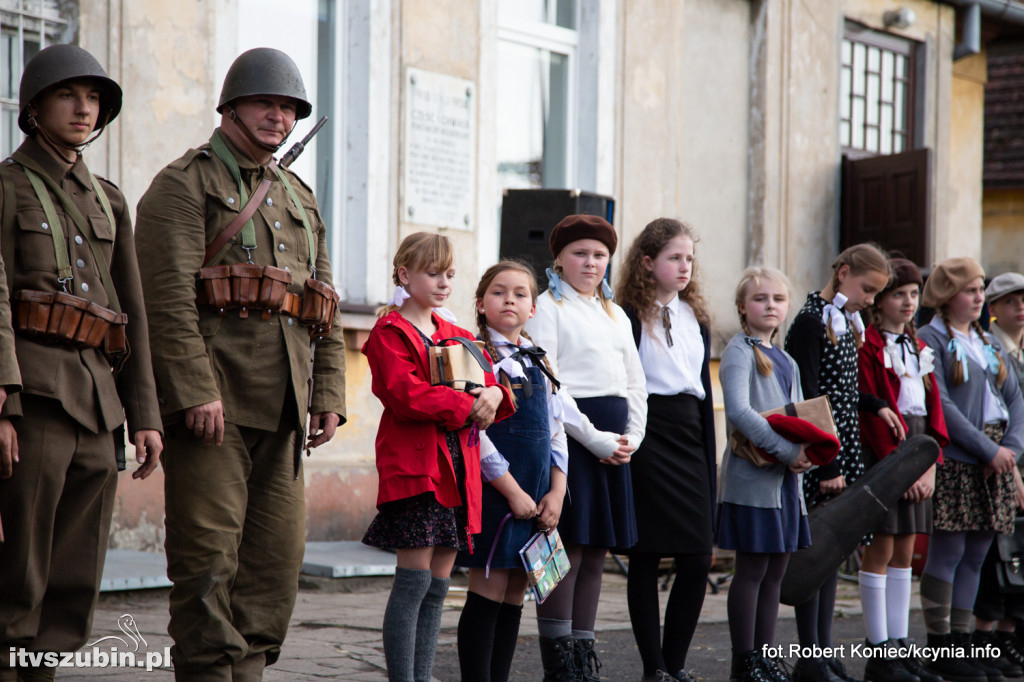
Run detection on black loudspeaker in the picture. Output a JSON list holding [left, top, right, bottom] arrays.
[[499, 189, 615, 288]]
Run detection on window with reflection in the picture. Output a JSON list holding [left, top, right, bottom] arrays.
[[840, 24, 916, 155], [1, 0, 70, 158], [496, 0, 577, 191]]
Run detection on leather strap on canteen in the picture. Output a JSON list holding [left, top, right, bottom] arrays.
[[784, 403, 797, 418]]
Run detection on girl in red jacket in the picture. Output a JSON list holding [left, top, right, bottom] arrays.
[[362, 232, 513, 682], [857, 258, 948, 682]]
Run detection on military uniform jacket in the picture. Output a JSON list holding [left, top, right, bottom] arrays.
[[0, 137, 161, 435], [134, 131, 346, 429]]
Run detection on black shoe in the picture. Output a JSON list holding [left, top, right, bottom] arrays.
[[731, 650, 771, 682], [957, 631, 1006, 682], [792, 657, 844, 682], [893, 637, 942, 682], [974, 631, 1024, 681], [672, 671, 697, 682], [759, 654, 793, 682], [575, 638, 601, 682], [862, 640, 919, 682], [922, 633, 987, 682], [995, 632, 1024, 672], [827, 657, 862, 682], [539, 635, 582, 682]]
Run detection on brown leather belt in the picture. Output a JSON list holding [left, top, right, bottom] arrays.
[[13, 289, 128, 354]]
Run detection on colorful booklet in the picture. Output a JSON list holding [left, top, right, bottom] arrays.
[[519, 528, 571, 603]]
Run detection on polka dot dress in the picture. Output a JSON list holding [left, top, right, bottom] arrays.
[[786, 293, 865, 510]]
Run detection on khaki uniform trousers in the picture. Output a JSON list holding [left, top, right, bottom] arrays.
[[0, 395, 117, 669], [162, 415, 304, 682]]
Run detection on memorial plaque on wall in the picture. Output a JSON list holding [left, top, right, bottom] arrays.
[[402, 67, 476, 231]]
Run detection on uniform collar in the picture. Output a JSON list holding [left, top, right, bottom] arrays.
[[213, 127, 265, 171], [17, 135, 93, 190], [991, 322, 1023, 357]]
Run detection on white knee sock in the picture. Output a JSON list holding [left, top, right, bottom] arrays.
[[859, 570, 888, 644], [886, 567, 912, 640]]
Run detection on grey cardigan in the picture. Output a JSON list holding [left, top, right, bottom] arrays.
[[919, 322, 1024, 464], [718, 333, 807, 509]]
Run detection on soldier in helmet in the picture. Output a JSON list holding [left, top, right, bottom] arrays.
[[134, 48, 346, 680], [0, 44, 164, 682]]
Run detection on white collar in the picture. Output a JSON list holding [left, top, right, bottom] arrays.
[[486, 327, 533, 349]]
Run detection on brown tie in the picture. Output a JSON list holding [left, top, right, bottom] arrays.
[[661, 306, 673, 348]]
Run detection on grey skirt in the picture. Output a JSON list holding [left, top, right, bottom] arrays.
[[863, 415, 932, 535]]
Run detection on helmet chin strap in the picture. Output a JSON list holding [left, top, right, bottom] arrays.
[[228, 108, 296, 154], [28, 111, 110, 164]]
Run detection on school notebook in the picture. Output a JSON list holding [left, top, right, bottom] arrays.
[[519, 528, 571, 603]]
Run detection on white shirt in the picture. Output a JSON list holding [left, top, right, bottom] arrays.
[[524, 286, 648, 458], [478, 328, 569, 481], [882, 331, 928, 417], [638, 297, 705, 398], [932, 317, 1009, 424]]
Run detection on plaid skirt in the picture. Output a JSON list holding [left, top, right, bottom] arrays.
[[933, 423, 1016, 535]]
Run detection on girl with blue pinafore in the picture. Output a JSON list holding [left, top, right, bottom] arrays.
[[456, 260, 570, 682]]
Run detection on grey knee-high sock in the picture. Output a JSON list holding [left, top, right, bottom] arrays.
[[950, 607, 973, 634], [920, 573, 953, 635], [414, 575, 451, 682], [383, 567, 432, 681]]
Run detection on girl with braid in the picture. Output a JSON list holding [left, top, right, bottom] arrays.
[[784, 243, 903, 682], [456, 260, 570, 682], [615, 219, 717, 682], [917, 257, 1024, 682], [718, 266, 812, 682], [856, 258, 948, 682]]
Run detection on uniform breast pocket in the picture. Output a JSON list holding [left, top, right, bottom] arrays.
[[88, 214, 114, 261], [15, 210, 59, 273], [286, 203, 312, 264]]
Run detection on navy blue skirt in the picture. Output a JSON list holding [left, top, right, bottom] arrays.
[[716, 470, 810, 553], [561, 396, 637, 550]]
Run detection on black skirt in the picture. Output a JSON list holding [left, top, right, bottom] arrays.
[[628, 393, 713, 554], [561, 396, 637, 550]]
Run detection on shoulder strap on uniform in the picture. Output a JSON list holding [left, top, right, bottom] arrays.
[[88, 174, 117, 240]]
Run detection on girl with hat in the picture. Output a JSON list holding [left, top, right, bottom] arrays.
[[524, 214, 647, 681], [969, 272, 1024, 675], [856, 258, 948, 682], [917, 257, 1024, 681]]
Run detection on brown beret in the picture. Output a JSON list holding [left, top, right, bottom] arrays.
[[921, 257, 985, 308], [881, 258, 923, 295], [549, 214, 618, 257]]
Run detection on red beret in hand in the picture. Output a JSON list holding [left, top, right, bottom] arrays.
[[755, 414, 841, 466]]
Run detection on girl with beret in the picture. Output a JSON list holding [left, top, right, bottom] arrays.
[[856, 258, 948, 682], [917, 257, 1024, 682], [524, 214, 647, 681], [615, 219, 717, 682]]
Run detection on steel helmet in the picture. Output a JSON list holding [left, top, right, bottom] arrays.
[[18, 44, 122, 134], [217, 48, 312, 120]]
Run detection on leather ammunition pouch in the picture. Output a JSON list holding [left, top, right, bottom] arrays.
[[13, 289, 129, 358], [197, 265, 339, 338]]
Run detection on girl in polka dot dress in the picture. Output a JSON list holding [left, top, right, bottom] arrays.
[[784, 243, 903, 682]]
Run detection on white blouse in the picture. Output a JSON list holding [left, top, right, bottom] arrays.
[[638, 297, 705, 398], [882, 331, 928, 417], [524, 286, 648, 458]]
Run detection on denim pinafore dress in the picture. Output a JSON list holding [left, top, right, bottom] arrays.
[[457, 363, 552, 569]]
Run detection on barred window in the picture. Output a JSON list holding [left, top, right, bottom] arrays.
[[1, 0, 70, 158], [840, 24, 916, 155]]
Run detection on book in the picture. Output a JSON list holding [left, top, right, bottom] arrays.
[[519, 528, 571, 603]]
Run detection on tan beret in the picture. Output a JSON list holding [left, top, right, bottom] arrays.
[[921, 257, 985, 308]]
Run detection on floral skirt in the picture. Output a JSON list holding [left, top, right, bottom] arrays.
[[933, 423, 1016, 535]]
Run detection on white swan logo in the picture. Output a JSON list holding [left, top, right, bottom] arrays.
[[86, 614, 148, 652]]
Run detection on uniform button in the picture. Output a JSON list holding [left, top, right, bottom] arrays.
[[286, 318, 295, 327], [76, 259, 86, 268], [266, 197, 273, 207], [74, 235, 83, 245], [274, 221, 282, 230], [284, 266, 290, 272], [80, 283, 90, 292], [41, 222, 49, 230], [227, 197, 235, 205], [278, 244, 286, 252]]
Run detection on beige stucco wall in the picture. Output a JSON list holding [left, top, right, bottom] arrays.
[[983, 190, 1024, 276]]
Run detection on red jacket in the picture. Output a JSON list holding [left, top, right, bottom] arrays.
[[858, 324, 949, 461], [362, 311, 514, 537]]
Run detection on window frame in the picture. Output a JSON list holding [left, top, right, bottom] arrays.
[[840, 21, 917, 158]]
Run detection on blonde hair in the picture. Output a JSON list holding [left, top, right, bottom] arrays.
[[825, 243, 891, 347], [474, 260, 557, 396], [615, 218, 710, 329], [735, 266, 792, 376], [376, 232, 455, 317]]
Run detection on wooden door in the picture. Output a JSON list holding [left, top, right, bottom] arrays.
[[841, 148, 931, 266]]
